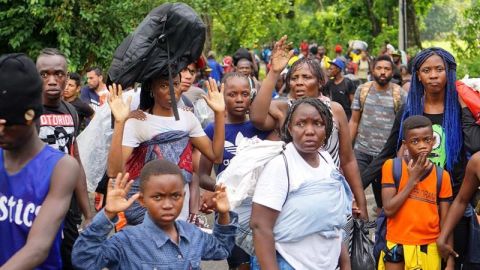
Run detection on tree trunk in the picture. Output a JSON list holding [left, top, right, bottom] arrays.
[[406, 0, 422, 48], [364, 0, 382, 36], [202, 14, 213, 54]]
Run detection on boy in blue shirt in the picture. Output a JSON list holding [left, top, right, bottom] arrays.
[[72, 159, 238, 269]]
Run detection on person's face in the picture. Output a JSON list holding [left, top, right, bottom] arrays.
[[327, 64, 340, 78], [403, 126, 435, 159], [224, 77, 251, 118], [0, 123, 34, 150], [289, 103, 326, 156], [372, 60, 393, 86], [236, 60, 252, 77], [417, 54, 447, 95], [86, 71, 101, 90], [139, 174, 185, 229], [152, 75, 181, 111], [360, 50, 367, 59], [318, 47, 325, 56], [37, 55, 67, 103], [64, 79, 79, 99], [289, 63, 320, 99], [180, 63, 197, 92]]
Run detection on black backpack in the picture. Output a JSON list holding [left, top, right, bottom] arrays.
[[108, 3, 206, 119]]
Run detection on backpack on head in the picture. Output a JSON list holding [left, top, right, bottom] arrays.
[[373, 157, 443, 266]]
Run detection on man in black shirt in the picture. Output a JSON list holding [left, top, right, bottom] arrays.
[[325, 58, 356, 120], [64, 72, 94, 130], [36, 48, 93, 270]]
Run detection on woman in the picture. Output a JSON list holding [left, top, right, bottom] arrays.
[[107, 74, 225, 225], [362, 47, 480, 268], [250, 98, 352, 269]]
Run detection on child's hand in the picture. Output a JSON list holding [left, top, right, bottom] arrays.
[[202, 78, 225, 113], [212, 184, 230, 214], [406, 153, 431, 187], [108, 83, 132, 123], [199, 191, 216, 214], [270, 35, 294, 74], [104, 173, 139, 220]]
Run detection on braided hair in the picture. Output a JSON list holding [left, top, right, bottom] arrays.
[[285, 58, 327, 97], [281, 97, 333, 144], [221, 71, 249, 87], [398, 47, 461, 171]]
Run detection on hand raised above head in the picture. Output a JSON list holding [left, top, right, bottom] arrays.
[[202, 78, 225, 113], [270, 35, 294, 74], [108, 83, 132, 123], [104, 172, 139, 220]]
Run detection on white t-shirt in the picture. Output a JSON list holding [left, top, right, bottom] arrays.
[[122, 109, 205, 147], [253, 143, 342, 269]]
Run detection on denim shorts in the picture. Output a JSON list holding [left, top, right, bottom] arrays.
[[250, 252, 294, 270]]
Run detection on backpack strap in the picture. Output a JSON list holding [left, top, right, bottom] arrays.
[[359, 81, 374, 113], [392, 157, 403, 189], [434, 165, 444, 204], [282, 152, 290, 207], [391, 83, 402, 114]]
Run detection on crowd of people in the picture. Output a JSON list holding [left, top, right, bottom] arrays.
[[1, 32, 480, 270]]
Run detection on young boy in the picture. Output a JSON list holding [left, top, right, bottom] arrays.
[[72, 159, 238, 269], [380, 115, 454, 270], [0, 53, 79, 269]]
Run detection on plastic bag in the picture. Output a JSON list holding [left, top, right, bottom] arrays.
[[77, 103, 114, 192], [351, 219, 375, 270], [193, 98, 214, 128]]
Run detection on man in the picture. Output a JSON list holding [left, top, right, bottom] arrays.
[[80, 67, 108, 111], [207, 51, 223, 83], [0, 53, 79, 269], [181, 59, 206, 105], [325, 58, 356, 120], [349, 54, 406, 209], [334, 44, 348, 67], [64, 72, 94, 130], [235, 58, 260, 91], [36, 48, 93, 270], [317, 46, 331, 70]]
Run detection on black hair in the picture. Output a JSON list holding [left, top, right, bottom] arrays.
[[402, 115, 433, 139], [140, 159, 184, 191], [285, 57, 326, 96], [372, 54, 394, 69], [221, 72, 249, 88], [236, 58, 253, 68], [86, 66, 103, 77], [309, 46, 318, 55], [281, 97, 333, 144], [68, 72, 81, 87], [38, 48, 66, 60], [139, 74, 171, 111]]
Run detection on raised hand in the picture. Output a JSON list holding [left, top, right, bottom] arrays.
[[202, 78, 225, 113], [407, 153, 431, 187], [104, 173, 139, 220], [270, 35, 294, 74], [212, 184, 230, 214], [108, 83, 132, 123]]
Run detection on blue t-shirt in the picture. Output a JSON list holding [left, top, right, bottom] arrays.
[[207, 59, 223, 83], [205, 121, 270, 174], [0, 146, 65, 269]]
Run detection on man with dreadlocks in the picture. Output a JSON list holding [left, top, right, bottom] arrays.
[[362, 47, 480, 269]]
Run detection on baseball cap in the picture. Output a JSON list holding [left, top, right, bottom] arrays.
[[335, 44, 343, 53], [329, 58, 346, 70], [0, 53, 43, 125]]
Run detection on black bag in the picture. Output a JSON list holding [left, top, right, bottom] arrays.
[[351, 219, 375, 270], [108, 2, 205, 88]]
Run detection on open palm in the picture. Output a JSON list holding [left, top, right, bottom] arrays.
[[203, 78, 225, 113], [105, 173, 139, 215], [108, 83, 132, 123], [213, 184, 230, 214], [270, 35, 294, 73]]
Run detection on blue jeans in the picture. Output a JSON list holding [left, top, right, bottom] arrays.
[[251, 252, 294, 270]]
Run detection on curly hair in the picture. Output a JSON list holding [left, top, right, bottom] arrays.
[[285, 58, 327, 97]]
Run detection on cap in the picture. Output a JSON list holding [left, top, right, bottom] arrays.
[[335, 44, 343, 53], [329, 58, 345, 70], [0, 53, 43, 125]]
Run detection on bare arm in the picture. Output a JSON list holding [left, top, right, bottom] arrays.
[[348, 109, 361, 144], [332, 102, 367, 219], [73, 141, 93, 222], [250, 203, 281, 270], [1, 156, 79, 269], [198, 152, 216, 191], [439, 201, 455, 268]]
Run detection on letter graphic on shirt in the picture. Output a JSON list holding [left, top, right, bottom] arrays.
[[8, 196, 16, 223], [0, 196, 7, 221], [14, 199, 24, 225], [224, 132, 247, 156], [23, 203, 35, 227]]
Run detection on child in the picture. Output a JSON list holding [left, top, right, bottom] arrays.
[[379, 115, 454, 270], [437, 151, 480, 261], [198, 72, 271, 270], [72, 159, 238, 269]]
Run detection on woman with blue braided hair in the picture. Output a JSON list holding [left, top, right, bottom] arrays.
[[363, 47, 480, 268]]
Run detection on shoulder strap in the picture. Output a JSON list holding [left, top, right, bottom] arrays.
[[282, 152, 290, 207], [61, 100, 79, 133], [435, 165, 444, 203], [392, 157, 402, 189], [359, 81, 374, 113], [391, 83, 402, 114]]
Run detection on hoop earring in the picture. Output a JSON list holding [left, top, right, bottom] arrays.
[[150, 91, 154, 98]]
